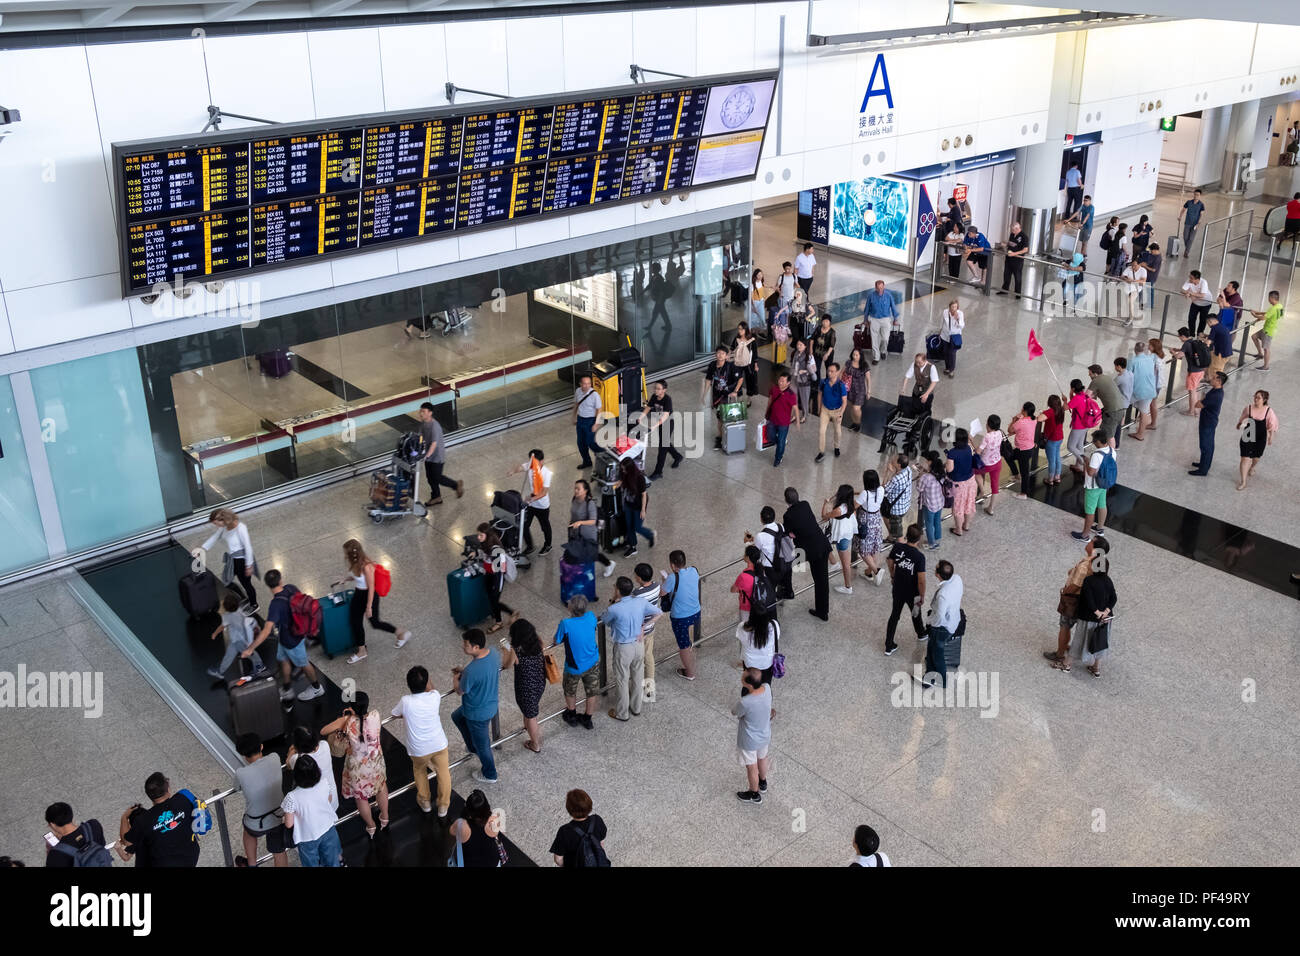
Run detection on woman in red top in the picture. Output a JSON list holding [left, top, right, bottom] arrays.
[[1284, 192, 1300, 246], [1040, 393, 1066, 484], [1064, 379, 1100, 472]]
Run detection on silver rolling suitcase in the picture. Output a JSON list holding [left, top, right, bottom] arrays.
[[1166, 235, 1183, 258], [723, 421, 746, 454]]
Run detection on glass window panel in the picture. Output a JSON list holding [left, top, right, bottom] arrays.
[[0, 375, 49, 573], [497, 254, 576, 418], [29, 349, 165, 552]]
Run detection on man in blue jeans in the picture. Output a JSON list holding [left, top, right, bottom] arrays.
[[450, 628, 501, 784], [764, 370, 799, 467], [573, 374, 604, 469]]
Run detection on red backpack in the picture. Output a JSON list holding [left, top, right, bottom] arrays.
[[373, 563, 392, 597], [280, 585, 321, 639]]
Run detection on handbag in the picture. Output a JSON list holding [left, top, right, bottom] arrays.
[[971, 453, 985, 471], [1000, 438, 1014, 461], [949, 333, 963, 349], [221, 551, 235, 586], [660, 570, 680, 614], [940, 477, 955, 509], [1086, 619, 1111, 655], [328, 730, 349, 759], [1057, 585, 1080, 619], [770, 622, 785, 679], [544, 652, 561, 685]]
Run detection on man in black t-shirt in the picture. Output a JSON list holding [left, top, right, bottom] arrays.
[[999, 221, 1029, 296], [117, 773, 201, 867], [645, 379, 683, 479], [884, 525, 927, 654], [700, 346, 740, 449], [548, 789, 610, 867]]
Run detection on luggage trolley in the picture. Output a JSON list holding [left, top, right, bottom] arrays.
[[367, 433, 429, 523], [879, 394, 935, 457]]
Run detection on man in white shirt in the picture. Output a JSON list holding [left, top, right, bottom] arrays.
[[1073, 428, 1116, 541], [920, 559, 964, 688], [391, 665, 451, 817], [794, 243, 817, 296], [511, 449, 554, 556], [777, 261, 796, 311], [1120, 260, 1147, 327], [745, 505, 792, 599], [1181, 269, 1213, 337]]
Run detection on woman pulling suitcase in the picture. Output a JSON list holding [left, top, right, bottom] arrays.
[[341, 538, 412, 664], [201, 508, 259, 610]]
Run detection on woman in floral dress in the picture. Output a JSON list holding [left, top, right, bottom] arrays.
[[321, 690, 389, 838]]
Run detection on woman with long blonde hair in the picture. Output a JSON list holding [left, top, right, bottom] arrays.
[[341, 538, 411, 664], [201, 508, 258, 609]]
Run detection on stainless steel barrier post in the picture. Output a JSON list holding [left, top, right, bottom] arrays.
[[1165, 353, 1178, 405], [1159, 294, 1170, 339], [490, 713, 501, 742], [212, 787, 235, 868]]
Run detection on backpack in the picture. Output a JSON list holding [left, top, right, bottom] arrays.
[[1099, 230, 1113, 251], [762, 526, 795, 575], [747, 569, 779, 615], [373, 563, 392, 597], [1095, 448, 1117, 489], [395, 431, 426, 463], [50, 824, 113, 868], [496, 548, 518, 583], [576, 820, 611, 868], [1190, 339, 1211, 370], [1080, 395, 1102, 429], [277, 585, 321, 639]]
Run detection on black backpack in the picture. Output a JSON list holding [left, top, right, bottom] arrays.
[[50, 824, 113, 868], [1190, 339, 1211, 369], [748, 569, 779, 615], [1099, 230, 1113, 251], [577, 820, 611, 868]]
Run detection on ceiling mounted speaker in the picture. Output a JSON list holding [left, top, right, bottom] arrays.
[[1139, 103, 1146, 112], [965, 134, 973, 146], [205, 281, 224, 294], [174, 284, 195, 299], [140, 293, 160, 305], [1156, 99, 1162, 109], [941, 138, 950, 150]]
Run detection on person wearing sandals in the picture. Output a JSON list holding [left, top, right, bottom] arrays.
[[790, 337, 817, 423], [843, 348, 871, 432], [974, 415, 1004, 516], [471, 523, 517, 634], [732, 321, 759, 401], [1044, 536, 1113, 678], [450, 789, 509, 868], [855, 470, 887, 585], [321, 691, 389, 839], [500, 619, 547, 754], [945, 429, 977, 536], [1235, 390, 1279, 492], [342, 538, 412, 664]]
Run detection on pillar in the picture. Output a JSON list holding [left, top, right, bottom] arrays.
[[1010, 30, 1081, 256], [1220, 99, 1260, 195]]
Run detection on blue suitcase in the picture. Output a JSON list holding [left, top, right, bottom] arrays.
[[318, 589, 355, 659], [560, 559, 597, 604], [448, 569, 490, 630]]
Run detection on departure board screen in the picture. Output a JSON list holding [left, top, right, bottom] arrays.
[[251, 129, 364, 203], [112, 70, 777, 295], [542, 151, 627, 213], [122, 146, 250, 223], [361, 176, 458, 246]]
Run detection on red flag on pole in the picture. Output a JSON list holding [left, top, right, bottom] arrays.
[[1027, 329, 1045, 361]]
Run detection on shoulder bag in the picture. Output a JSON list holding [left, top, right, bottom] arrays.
[[1057, 584, 1081, 619], [660, 570, 680, 614]]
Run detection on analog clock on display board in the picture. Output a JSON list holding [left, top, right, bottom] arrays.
[[720, 86, 757, 129]]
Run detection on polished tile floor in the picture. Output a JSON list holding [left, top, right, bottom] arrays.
[[2, 175, 1298, 867]]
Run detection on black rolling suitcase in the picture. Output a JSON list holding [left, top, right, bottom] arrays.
[[599, 488, 624, 552], [179, 569, 220, 619], [228, 673, 284, 741]]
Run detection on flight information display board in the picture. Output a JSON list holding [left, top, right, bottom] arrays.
[[112, 70, 777, 295]]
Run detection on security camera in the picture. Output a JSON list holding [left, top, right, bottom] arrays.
[[0, 106, 20, 145]]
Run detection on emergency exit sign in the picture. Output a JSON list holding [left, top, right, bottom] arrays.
[[1160, 117, 1177, 132]]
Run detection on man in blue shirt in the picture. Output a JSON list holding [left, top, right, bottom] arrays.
[[862, 280, 899, 365], [1189, 371, 1226, 476], [1063, 163, 1084, 219], [962, 226, 991, 283], [815, 362, 848, 463], [450, 628, 501, 783], [555, 595, 600, 729], [1207, 313, 1234, 380], [242, 568, 324, 703], [1179, 189, 1206, 253], [602, 577, 661, 721], [661, 549, 702, 679], [1067, 195, 1096, 253]]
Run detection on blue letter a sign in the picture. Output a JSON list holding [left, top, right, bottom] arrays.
[[860, 53, 894, 111]]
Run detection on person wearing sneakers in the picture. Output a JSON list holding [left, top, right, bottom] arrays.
[[821, 484, 859, 595], [733, 668, 772, 805], [416, 402, 464, 506], [884, 524, 927, 656], [341, 538, 412, 664], [555, 596, 600, 730], [1074, 428, 1116, 541], [450, 628, 501, 785], [730, 545, 765, 618], [1246, 290, 1282, 371], [390, 665, 451, 818], [207, 591, 267, 682], [632, 564, 662, 701], [511, 449, 554, 557], [661, 550, 702, 680], [815, 362, 848, 463], [241, 569, 324, 702], [568, 480, 615, 578], [1044, 535, 1109, 672]]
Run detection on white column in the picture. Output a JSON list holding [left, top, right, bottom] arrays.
[[1221, 99, 1261, 194]]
